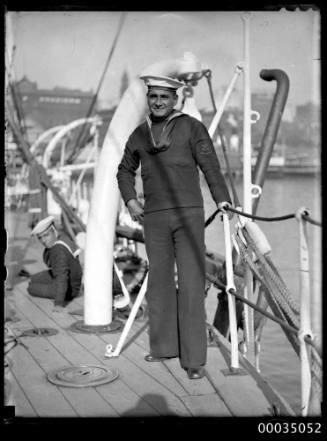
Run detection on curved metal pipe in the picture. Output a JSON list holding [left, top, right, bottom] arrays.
[[30, 125, 65, 155], [43, 117, 98, 168], [252, 69, 289, 214]]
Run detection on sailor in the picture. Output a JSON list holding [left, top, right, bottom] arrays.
[[27, 216, 83, 312], [117, 74, 233, 379]]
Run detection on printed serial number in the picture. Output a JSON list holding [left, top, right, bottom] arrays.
[[258, 422, 321, 434]]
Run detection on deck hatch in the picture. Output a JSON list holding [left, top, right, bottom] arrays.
[[47, 365, 119, 387], [20, 327, 59, 337]]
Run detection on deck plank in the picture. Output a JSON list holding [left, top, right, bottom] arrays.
[[14, 286, 190, 416], [19, 334, 119, 417], [116, 336, 190, 397], [163, 357, 215, 396], [5, 364, 38, 417], [205, 346, 272, 416], [9, 345, 77, 417], [12, 279, 273, 417], [181, 393, 231, 417], [11, 294, 120, 416]]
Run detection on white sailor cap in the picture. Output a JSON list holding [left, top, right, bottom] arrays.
[[140, 75, 185, 90], [31, 216, 55, 236]]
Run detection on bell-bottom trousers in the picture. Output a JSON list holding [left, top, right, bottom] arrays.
[[143, 207, 207, 368]]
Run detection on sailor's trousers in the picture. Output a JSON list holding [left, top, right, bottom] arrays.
[[27, 270, 77, 303], [143, 207, 207, 368]]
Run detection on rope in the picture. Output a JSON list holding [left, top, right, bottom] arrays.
[[243, 229, 300, 319], [207, 257, 320, 355], [206, 270, 299, 336], [302, 213, 322, 227], [234, 234, 297, 333], [243, 232, 301, 332], [234, 232, 301, 356], [205, 206, 321, 228]]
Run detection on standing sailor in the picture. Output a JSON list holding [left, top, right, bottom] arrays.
[[117, 75, 233, 379], [27, 216, 82, 312]]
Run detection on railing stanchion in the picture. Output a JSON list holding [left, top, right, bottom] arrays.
[[222, 212, 239, 369], [296, 207, 313, 416]]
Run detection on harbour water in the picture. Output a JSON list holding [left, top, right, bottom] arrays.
[[203, 173, 321, 414]]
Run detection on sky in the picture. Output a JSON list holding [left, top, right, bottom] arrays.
[[6, 9, 320, 111]]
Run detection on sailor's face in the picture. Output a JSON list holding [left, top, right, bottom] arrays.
[[147, 87, 177, 118], [37, 227, 57, 248]]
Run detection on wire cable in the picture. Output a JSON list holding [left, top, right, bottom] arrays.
[[66, 12, 127, 164]]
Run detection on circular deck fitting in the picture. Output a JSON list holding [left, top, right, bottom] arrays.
[[20, 327, 59, 337], [47, 365, 119, 388], [69, 319, 123, 334]]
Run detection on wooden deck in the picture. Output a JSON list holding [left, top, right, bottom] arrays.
[[4, 209, 295, 419]]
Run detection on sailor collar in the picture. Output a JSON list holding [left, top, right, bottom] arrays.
[[145, 110, 184, 153]]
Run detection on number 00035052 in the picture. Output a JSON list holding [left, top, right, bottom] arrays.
[[258, 422, 322, 434]]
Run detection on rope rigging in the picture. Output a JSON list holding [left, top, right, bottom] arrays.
[[204, 69, 241, 208], [66, 12, 127, 165], [205, 206, 321, 228], [200, 68, 321, 390]]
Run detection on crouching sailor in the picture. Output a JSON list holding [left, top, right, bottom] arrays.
[[27, 216, 82, 312]]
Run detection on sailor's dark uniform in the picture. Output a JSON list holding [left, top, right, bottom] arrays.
[[27, 234, 83, 306], [117, 112, 231, 368]]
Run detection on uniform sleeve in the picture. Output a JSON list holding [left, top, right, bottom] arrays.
[[48, 245, 70, 306], [190, 118, 232, 206], [116, 136, 140, 205]]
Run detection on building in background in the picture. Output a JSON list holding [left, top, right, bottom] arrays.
[[13, 76, 95, 142]]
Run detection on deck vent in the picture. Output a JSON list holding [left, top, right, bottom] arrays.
[[69, 319, 123, 334], [47, 365, 119, 387], [20, 327, 59, 337]]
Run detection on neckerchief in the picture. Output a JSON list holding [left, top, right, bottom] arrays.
[[145, 110, 184, 153]]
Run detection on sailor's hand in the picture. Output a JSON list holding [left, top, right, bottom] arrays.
[[127, 199, 144, 223], [217, 201, 234, 220], [53, 305, 65, 313]]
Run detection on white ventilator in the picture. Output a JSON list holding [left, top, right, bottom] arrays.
[[83, 52, 205, 326]]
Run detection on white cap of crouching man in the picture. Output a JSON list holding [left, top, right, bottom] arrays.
[[31, 215, 55, 236]]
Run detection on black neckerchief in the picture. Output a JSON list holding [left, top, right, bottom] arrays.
[[145, 110, 184, 153]]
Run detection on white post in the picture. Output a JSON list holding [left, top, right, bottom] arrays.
[[241, 12, 254, 347], [296, 207, 313, 416], [208, 63, 243, 138], [105, 273, 148, 358], [310, 12, 322, 416], [222, 212, 239, 369]]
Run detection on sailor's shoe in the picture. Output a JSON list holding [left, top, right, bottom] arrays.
[[144, 354, 169, 362], [186, 367, 205, 380]]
